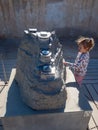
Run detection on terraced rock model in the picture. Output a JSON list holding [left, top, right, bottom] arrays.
[[15, 29, 66, 110]]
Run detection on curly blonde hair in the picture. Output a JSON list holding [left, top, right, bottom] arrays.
[[76, 36, 95, 51]]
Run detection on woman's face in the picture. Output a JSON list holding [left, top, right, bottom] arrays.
[[78, 44, 88, 53]]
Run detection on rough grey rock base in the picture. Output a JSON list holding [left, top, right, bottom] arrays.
[[15, 32, 67, 110]]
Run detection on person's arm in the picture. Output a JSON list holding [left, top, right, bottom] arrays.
[[63, 53, 89, 72], [63, 59, 75, 68], [72, 53, 89, 73]]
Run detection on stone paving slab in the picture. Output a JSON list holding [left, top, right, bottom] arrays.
[[0, 81, 6, 93]]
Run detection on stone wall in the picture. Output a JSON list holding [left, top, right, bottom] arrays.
[[0, 0, 98, 38]]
